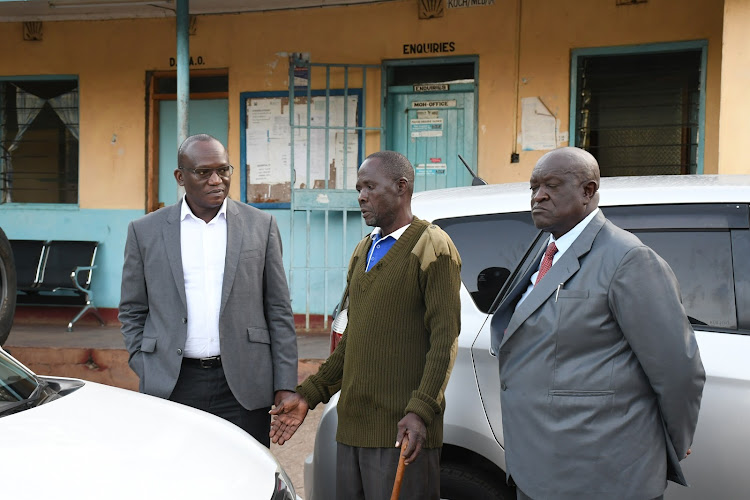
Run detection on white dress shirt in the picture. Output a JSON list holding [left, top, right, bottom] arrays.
[[516, 208, 600, 308], [180, 196, 228, 358]]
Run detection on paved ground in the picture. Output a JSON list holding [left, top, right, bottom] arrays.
[[271, 404, 326, 499], [4, 319, 330, 499]]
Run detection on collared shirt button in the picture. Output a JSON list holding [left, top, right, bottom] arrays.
[[182, 317, 187, 324], [501, 382, 507, 391], [177, 348, 183, 355]]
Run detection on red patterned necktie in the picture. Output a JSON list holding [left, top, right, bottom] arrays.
[[535, 242, 558, 285]]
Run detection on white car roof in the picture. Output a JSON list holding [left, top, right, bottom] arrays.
[[412, 174, 750, 222]]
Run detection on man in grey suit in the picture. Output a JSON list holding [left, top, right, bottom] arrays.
[[119, 134, 297, 447], [490, 147, 705, 499]]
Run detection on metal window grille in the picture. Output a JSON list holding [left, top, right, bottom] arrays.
[[0, 79, 79, 203], [575, 50, 701, 176], [287, 56, 384, 329]]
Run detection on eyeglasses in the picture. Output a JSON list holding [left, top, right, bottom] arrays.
[[179, 165, 234, 180]]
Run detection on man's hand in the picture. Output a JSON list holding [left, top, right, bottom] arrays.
[[274, 390, 295, 408], [269, 392, 310, 445], [395, 412, 427, 465], [685, 448, 692, 458]]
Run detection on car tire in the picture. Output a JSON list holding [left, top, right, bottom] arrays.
[[440, 462, 515, 500], [0, 228, 17, 346]]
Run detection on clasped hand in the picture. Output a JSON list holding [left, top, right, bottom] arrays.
[[395, 412, 427, 465]]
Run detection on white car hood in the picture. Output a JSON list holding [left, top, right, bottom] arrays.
[[1, 379, 279, 500]]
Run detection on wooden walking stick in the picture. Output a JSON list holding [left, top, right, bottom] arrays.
[[390, 437, 409, 500]]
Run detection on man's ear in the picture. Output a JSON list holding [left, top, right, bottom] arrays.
[[583, 180, 598, 201], [396, 177, 409, 195], [174, 169, 185, 186]]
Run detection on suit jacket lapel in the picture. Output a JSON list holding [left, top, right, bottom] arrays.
[[163, 202, 187, 309], [220, 199, 242, 316], [500, 211, 607, 348]]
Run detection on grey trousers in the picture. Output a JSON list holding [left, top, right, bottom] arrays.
[[517, 488, 664, 500], [336, 442, 441, 500]]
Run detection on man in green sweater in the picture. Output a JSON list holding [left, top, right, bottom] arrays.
[[271, 150, 461, 499]]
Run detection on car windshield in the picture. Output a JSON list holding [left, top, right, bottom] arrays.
[[0, 348, 41, 415]]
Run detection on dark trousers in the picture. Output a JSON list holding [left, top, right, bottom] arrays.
[[336, 442, 441, 500], [169, 359, 271, 447]]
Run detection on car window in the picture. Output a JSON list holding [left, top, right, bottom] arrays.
[[604, 203, 745, 331], [437, 203, 747, 328], [436, 212, 538, 313], [0, 349, 39, 409], [631, 230, 737, 330]]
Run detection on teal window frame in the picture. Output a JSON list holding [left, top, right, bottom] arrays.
[[569, 40, 708, 174]]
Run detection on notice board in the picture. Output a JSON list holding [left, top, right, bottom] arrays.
[[240, 90, 362, 206]]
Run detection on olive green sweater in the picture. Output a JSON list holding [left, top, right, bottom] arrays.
[[296, 217, 461, 448]]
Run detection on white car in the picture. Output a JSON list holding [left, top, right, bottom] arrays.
[[305, 174, 750, 500], [0, 346, 299, 500]]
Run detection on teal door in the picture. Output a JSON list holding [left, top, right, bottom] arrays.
[[387, 85, 475, 192], [158, 99, 229, 207]]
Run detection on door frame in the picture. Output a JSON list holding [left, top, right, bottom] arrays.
[[145, 69, 228, 213], [381, 56, 479, 174]]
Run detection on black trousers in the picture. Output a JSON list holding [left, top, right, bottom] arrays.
[[336, 442, 441, 500], [169, 359, 271, 447]]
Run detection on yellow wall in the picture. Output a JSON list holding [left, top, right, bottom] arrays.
[[513, 0, 724, 180], [718, 0, 750, 174], [0, 0, 727, 209]]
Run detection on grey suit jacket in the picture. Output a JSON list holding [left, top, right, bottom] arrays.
[[119, 198, 298, 411], [490, 211, 705, 500]]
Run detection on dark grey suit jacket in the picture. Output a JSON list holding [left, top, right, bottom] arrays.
[[491, 211, 705, 500], [119, 198, 298, 411]]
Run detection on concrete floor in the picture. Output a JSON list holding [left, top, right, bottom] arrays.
[[3, 319, 330, 499], [272, 403, 326, 499]]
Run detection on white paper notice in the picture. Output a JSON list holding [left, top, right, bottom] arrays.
[[334, 132, 359, 190], [244, 94, 361, 192], [521, 97, 557, 151], [246, 130, 269, 164], [248, 99, 275, 128], [410, 118, 444, 138]]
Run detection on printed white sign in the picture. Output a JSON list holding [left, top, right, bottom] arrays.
[[412, 100, 457, 109], [413, 83, 449, 92], [416, 163, 447, 175], [410, 118, 444, 138]]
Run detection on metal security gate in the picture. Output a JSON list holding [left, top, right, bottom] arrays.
[[287, 55, 383, 329]]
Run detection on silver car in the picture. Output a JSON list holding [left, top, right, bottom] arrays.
[[305, 175, 750, 500]]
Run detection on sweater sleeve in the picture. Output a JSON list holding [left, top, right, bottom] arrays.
[[295, 327, 348, 409], [404, 229, 462, 426]]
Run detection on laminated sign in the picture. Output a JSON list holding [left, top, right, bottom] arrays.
[[410, 118, 444, 138], [416, 164, 447, 175]]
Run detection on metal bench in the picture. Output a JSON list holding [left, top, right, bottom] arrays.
[[10, 240, 105, 331], [10, 239, 47, 292]]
